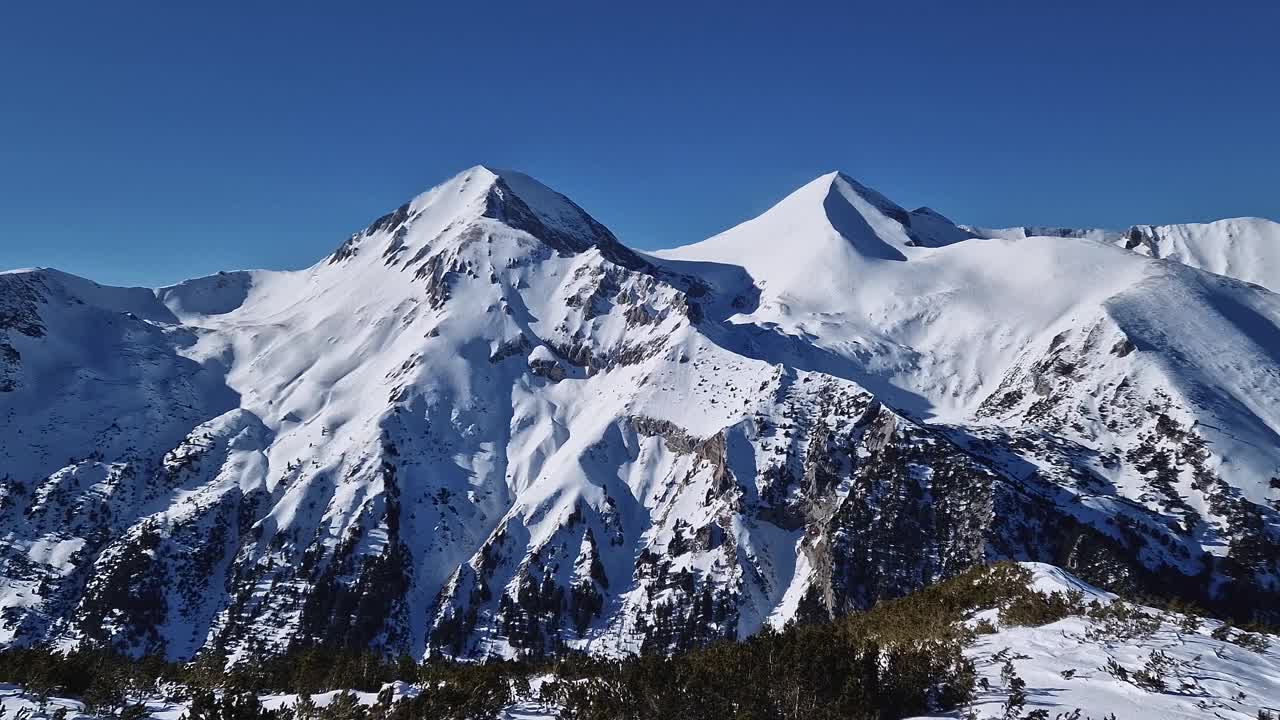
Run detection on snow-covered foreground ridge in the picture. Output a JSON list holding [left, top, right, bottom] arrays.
[[0, 166, 1277, 663], [918, 563, 1280, 720]]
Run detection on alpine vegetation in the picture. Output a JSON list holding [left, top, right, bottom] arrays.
[[0, 564, 1274, 719]]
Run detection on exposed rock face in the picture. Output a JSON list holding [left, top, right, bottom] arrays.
[[0, 166, 1277, 663], [0, 272, 48, 392]]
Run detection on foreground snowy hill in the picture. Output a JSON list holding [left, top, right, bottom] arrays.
[[920, 564, 1280, 720], [0, 167, 1277, 665]]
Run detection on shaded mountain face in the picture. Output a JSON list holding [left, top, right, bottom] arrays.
[[0, 166, 1277, 662]]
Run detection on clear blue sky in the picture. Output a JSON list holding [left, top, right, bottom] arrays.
[[2, 1, 1277, 287]]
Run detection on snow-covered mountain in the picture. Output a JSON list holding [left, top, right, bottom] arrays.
[[1, 166, 1277, 663], [961, 225, 1122, 243], [965, 217, 1280, 292], [1116, 217, 1280, 292]]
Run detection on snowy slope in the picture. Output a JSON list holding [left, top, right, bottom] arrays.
[[0, 166, 1277, 666], [913, 563, 1280, 720], [659, 173, 1280, 507], [965, 218, 1280, 293], [658, 173, 1280, 614], [1118, 217, 1280, 292]]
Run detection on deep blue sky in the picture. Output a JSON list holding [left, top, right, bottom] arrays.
[[2, 2, 1277, 287]]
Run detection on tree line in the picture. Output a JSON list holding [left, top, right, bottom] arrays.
[[3, 562, 1247, 719]]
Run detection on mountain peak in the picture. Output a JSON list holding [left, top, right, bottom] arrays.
[[809, 171, 910, 217], [331, 166, 649, 270], [479, 168, 650, 269], [656, 170, 980, 309], [655, 172, 919, 306]]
